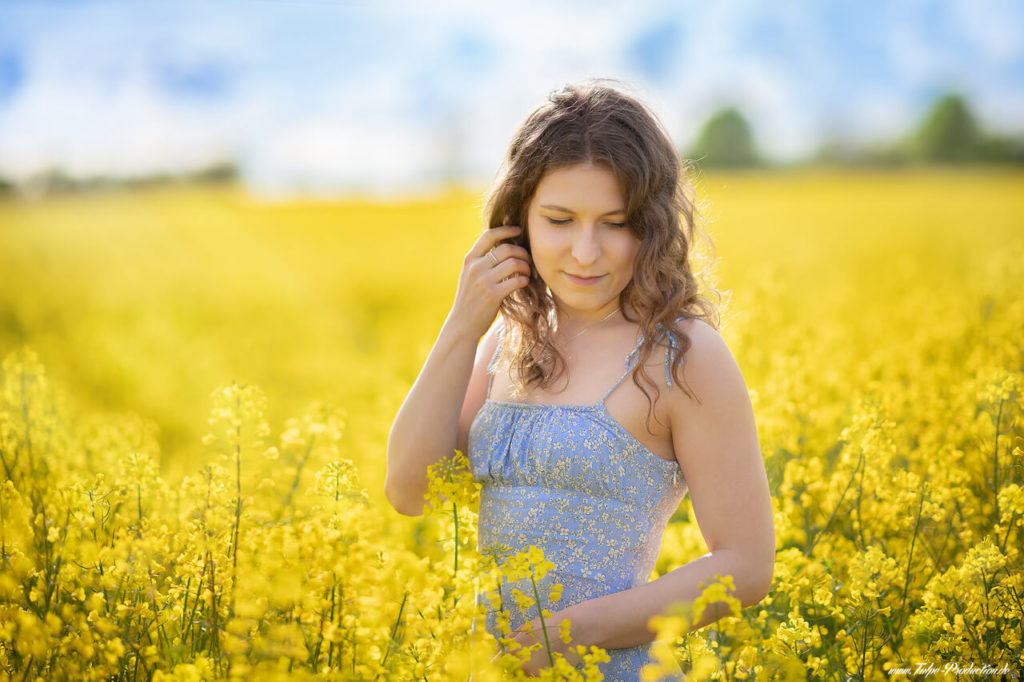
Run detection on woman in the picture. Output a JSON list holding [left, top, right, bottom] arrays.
[[386, 82, 775, 678]]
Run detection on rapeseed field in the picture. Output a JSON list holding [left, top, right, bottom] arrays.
[[0, 170, 1022, 679]]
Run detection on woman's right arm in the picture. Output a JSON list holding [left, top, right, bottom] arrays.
[[385, 224, 530, 516]]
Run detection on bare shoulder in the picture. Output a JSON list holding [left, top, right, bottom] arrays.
[[675, 316, 722, 350], [675, 317, 736, 375], [476, 319, 503, 366], [669, 317, 748, 410]]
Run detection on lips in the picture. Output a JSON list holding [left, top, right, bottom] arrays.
[[565, 272, 605, 286]]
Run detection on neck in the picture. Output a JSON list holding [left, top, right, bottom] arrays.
[[555, 298, 625, 325], [555, 302, 622, 337]]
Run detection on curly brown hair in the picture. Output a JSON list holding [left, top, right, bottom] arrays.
[[484, 80, 722, 419]]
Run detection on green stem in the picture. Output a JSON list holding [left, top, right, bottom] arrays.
[[380, 592, 408, 666], [992, 399, 1004, 523], [185, 564, 205, 652], [1008, 584, 1024, 644], [180, 577, 191, 633], [232, 423, 242, 572], [1, 475, 6, 560], [896, 483, 926, 630], [282, 435, 316, 511], [529, 570, 554, 667], [0, 442, 13, 483], [147, 563, 172, 663], [854, 448, 867, 550], [311, 584, 329, 667], [207, 551, 221, 669], [19, 655, 33, 682], [452, 503, 459, 577], [1000, 511, 1017, 552], [858, 614, 869, 678], [949, 595, 984, 657], [807, 448, 863, 556]]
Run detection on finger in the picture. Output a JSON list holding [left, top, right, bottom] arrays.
[[485, 243, 531, 267], [472, 225, 522, 257], [496, 272, 530, 297], [490, 257, 532, 282]]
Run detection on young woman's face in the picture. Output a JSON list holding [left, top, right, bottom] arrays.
[[526, 162, 641, 320]]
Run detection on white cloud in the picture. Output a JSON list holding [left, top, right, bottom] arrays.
[[0, 0, 1020, 194], [950, 0, 1024, 65], [0, 63, 244, 180], [244, 115, 435, 196]]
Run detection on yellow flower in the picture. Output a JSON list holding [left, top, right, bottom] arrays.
[[511, 587, 534, 615], [548, 582, 564, 603], [558, 618, 572, 645], [424, 449, 480, 511], [693, 573, 741, 623]]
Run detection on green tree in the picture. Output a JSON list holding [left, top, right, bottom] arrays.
[[912, 94, 982, 163], [688, 108, 761, 168]]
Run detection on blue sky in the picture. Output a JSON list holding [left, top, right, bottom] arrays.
[[0, 0, 1021, 195]]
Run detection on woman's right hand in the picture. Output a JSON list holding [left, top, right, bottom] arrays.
[[450, 225, 532, 338]]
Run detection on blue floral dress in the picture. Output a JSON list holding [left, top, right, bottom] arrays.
[[468, 326, 688, 680]]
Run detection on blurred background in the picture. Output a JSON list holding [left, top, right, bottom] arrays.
[[1, 0, 1022, 488], [1, 0, 1022, 196]]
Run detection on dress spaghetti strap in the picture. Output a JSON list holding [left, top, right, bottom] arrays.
[[485, 322, 505, 399], [599, 319, 687, 405], [491, 317, 689, 404]]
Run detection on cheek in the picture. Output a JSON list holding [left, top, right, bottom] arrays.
[[527, 228, 560, 262], [617, 238, 642, 273]]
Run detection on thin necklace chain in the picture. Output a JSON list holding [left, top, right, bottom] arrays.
[[562, 306, 621, 342]]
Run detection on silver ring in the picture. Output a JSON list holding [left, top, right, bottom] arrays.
[[487, 248, 499, 267]]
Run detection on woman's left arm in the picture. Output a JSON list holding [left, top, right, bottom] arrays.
[[513, 320, 775, 659]]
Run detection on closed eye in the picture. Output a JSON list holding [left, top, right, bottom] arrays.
[[544, 217, 626, 227]]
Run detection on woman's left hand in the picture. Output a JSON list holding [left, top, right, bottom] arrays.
[[490, 613, 583, 676]]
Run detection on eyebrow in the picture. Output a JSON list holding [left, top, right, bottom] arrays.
[[540, 204, 627, 217]]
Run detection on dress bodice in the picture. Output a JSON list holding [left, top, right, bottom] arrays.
[[467, 324, 689, 680]]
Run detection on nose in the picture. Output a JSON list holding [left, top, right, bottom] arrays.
[[571, 223, 601, 266]]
